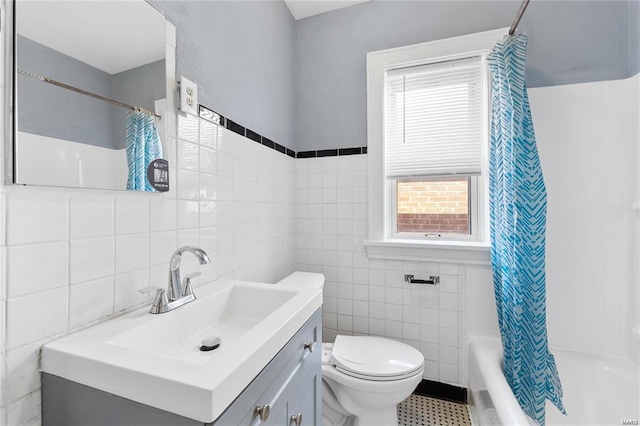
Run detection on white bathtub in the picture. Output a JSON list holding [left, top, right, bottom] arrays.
[[468, 337, 639, 426]]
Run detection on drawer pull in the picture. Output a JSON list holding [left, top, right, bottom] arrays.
[[290, 413, 303, 425], [303, 341, 315, 353], [254, 404, 270, 422]]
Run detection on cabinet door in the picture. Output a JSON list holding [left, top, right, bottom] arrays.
[[212, 310, 322, 426], [287, 367, 321, 426]]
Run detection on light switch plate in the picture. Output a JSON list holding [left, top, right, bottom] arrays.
[[179, 76, 198, 115]]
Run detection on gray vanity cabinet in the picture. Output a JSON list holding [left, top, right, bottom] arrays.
[[42, 309, 322, 426], [286, 363, 320, 425], [213, 309, 322, 426]]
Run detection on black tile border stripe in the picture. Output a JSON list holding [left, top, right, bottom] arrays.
[[296, 150, 316, 158], [262, 137, 275, 149], [317, 149, 338, 157], [413, 379, 467, 403], [198, 104, 367, 160], [295, 147, 367, 159], [225, 119, 245, 137], [245, 128, 262, 144], [338, 147, 361, 156]]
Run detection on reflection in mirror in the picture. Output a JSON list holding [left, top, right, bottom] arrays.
[[13, 0, 168, 192]]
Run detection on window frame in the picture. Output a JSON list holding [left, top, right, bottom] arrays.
[[364, 28, 507, 263]]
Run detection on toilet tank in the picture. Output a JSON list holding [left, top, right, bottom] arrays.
[[275, 272, 325, 290]]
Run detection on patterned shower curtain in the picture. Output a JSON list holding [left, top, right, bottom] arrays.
[[126, 110, 163, 191], [487, 34, 565, 425]]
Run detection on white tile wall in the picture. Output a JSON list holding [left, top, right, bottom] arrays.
[[6, 287, 68, 350], [69, 277, 115, 328], [529, 79, 636, 360], [7, 391, 40, 426], [295, 155, 467, 386], [631, 74, 640, 367], [0, 20, 297, 425], [6, 192, 69, 246], [175, 114, 297, 284], [69, 194, 114, 239], [7, 241, 68, 298], [465, 78, 639, 367]]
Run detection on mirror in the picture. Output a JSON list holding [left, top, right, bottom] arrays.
[[12, 0, 168, 192]]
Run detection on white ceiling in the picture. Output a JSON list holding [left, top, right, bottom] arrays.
[[284, 0, 371, 20], [17, 1, 165, 75]]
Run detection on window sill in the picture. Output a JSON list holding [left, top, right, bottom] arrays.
[[363, 239, 491, 265]]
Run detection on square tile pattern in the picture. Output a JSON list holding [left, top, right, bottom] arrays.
[[296, 156, 466, 385], [398, 395, 471, 426]]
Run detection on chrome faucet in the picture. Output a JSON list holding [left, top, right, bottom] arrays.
[[148, 246, 210, 314], [168, 246, 210, 301]]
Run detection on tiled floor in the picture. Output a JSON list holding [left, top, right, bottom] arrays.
[[398, 394, 472, 426]]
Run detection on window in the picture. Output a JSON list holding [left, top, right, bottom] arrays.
[[365, 29, 506, 261], [385, 56, 484, 240]]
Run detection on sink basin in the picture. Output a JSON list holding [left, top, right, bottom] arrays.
[[108, 284, 297, 365], [41, 276, 323, 423]]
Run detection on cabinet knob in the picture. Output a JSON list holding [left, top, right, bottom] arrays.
[[303, 341, 315, 353], [253, 404, 270, 422], [290, 413, 303, 425]]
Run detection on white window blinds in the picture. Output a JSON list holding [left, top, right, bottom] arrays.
[[384, 56, 484, 178]]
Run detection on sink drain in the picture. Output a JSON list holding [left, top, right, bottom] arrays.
[[200, 336, 221, 351]]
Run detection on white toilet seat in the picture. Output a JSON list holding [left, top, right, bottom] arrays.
[[335, 365, 422, 381], [323, 362, 423, 393], [328, 335, 424, 381]]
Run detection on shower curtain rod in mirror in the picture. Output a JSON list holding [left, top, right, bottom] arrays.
[[17, 69, 162, 119], [508, 0, 530, 35]]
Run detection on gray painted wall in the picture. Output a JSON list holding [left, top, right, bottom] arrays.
[[17, 35, 117, 148], [17, 36, 165, 150], [294, 0, 633, 151], [151, 0, 296, 149], [111, 60, 166, 149]]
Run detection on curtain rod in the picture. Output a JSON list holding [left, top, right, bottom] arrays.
[[17, 69, 162, 119], [508, 0, 531, 36]]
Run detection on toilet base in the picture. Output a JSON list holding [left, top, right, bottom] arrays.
[[322, 366, 422, 426], [322, 411, 353, 426], [322, 382, 352, 426]]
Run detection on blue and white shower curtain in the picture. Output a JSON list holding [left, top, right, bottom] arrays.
[[487, 34, 565, 425], [126, 110, 163, 191]]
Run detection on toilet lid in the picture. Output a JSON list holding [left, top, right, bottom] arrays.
[[330, 336, 424, 380]]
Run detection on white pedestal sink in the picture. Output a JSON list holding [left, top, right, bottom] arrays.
[[41, 277, 323, 423]]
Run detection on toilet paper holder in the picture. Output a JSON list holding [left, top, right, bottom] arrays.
[[404, 274, 440, 285]]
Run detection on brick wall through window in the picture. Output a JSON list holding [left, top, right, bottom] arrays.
[[397, 178, 469, 234]]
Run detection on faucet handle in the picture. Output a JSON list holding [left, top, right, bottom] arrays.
[[139, 286, 167, 303], [140, 287, 169, 314], [139, 286, 162, 295], [182, 272, 201, 297]]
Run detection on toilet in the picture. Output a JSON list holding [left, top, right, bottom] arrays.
[[275, 272, 425, 426]]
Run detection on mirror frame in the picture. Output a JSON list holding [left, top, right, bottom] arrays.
[[5, 0, 15, 185]]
